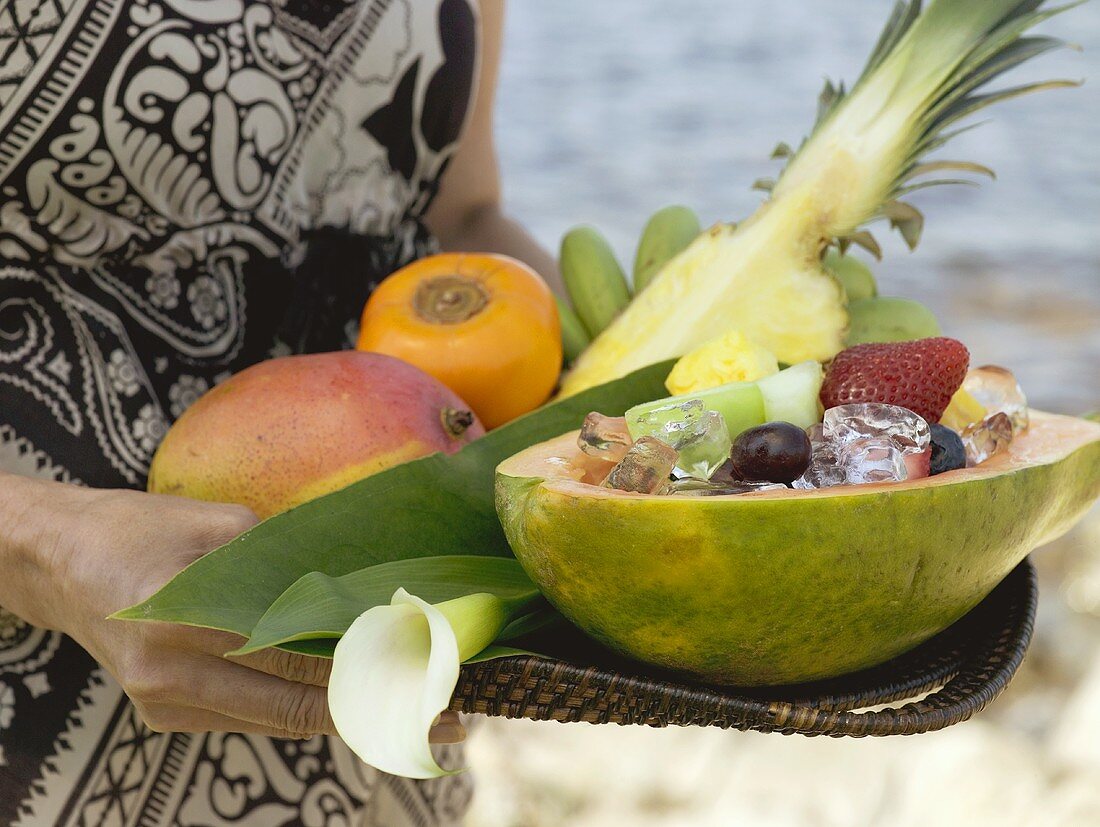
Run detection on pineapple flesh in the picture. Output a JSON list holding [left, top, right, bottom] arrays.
[[559, 0, 1078, 397]]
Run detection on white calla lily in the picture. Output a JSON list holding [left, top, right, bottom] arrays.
[[329, 588, 508, 779]]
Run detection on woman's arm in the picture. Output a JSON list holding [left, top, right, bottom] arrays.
[[0, 471, 466, 742], [423, 0, 563, 294], [0, 471, 333, 736]]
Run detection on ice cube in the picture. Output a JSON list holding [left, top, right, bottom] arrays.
[[634, 397, 704, 426], [673, 410, 733, 479], [961, 412, 1014, 466], [602, 436, 678, 494], [823, 403, 930, 454], [633, 399, 732, 479], [667, 477, 787, 496], [735, 481, 789, 494], [667, 477, 745, 496], [792, 441, 847, 489], [839, 437, 908, 484], [578, 412, 633, 463], [963, 366, 1029, 433]]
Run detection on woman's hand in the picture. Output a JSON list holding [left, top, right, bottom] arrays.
[[18, 481, 335, 738], [0, 475, 465, 742]]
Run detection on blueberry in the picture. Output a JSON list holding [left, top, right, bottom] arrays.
[[929, 423, 966, 475], [729, 422, 812, 483]]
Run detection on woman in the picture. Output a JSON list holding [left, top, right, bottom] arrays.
[[0, 0, 553, 823]]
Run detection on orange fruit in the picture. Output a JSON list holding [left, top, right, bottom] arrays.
[[357, 253, 562, 429]]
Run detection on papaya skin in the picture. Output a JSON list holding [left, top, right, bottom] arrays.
[[149, 352, 484, 519], [496, 412, 1100, 686]]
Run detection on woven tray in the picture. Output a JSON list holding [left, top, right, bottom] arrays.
[[450, 558, 1036, 736]]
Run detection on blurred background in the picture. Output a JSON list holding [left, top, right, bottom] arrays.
[[465, 1, 1100, 824]]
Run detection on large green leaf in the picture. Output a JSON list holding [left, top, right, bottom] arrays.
[[233, 556, 543, 656], [115, 360, 675, 637]]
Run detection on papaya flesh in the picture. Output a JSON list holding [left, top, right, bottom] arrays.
[[495, 412, 1100, 686]]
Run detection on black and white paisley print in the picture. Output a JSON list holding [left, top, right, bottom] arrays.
[[0, 1, 478, 823]]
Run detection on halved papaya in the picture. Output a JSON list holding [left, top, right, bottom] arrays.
[[495, 412, 1100, 686]]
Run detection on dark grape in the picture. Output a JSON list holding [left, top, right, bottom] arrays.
[[709, 457, 738, 486], [729, 422, 812, 483], [929, 423, 967, 475]]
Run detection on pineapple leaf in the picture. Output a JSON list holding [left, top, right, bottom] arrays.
[[945, 9, 1069, 84], [845, 231, 883, 260], [901, 160, 996, 184], [907, 121, 991, 167], [896, 178, 981, 196], [925, 34, 1072, 129], [815, 79, 846, 127], [879, 201, 923, 222], [894, 217, 923, 250], [752, 177, 776, 193], [776, 0, 1083, 252], [946, 35, 1067, 99], [879, 201, 925, 250], [931, 80, 1081, 137], [771, 142, 794, 159], [858, 1, 924, 82]]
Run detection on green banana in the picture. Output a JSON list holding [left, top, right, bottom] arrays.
[[823, 249, 878, 302], [632, 205, 702, 293], [554, 294, 590, 364], [846, 297, 941, 344], [560, 226, 632, 338]]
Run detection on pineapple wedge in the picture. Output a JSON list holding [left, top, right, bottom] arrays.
[[568, 217, 846, 389], [560, 0, 1078, 397]]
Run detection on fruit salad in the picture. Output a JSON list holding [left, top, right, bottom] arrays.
[[578, 337, 1028, 496]]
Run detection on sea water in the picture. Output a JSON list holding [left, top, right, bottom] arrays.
[[497, 0, 1100, 414]]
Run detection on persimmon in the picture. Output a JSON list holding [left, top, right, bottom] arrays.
[[357, 253, 562, 429]]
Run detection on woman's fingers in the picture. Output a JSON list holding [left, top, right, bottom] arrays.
[[186, 627, 250, 658], [131, 644, 466, 744], [183, 625, 332, 688], [218, 654, 466, 742], [141, 702, 466, 744], [430, 710, 466, 744], [139, 703, 320, 740], [225, 646, 332, 688], [209, 662, 465, 743], [198, 663, 466, 744], [181, 657, 337, 737], [135, 656, 466, 744]]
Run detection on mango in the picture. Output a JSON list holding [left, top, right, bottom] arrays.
[[149, 352, 484, 518]]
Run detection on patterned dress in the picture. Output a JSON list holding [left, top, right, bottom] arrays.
[[0, 0, 477, 823]]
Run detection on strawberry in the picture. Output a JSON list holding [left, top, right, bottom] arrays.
[[820, 337, 970, 423]]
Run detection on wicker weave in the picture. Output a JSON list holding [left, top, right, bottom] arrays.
[[451, 558, 1036, 736]]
